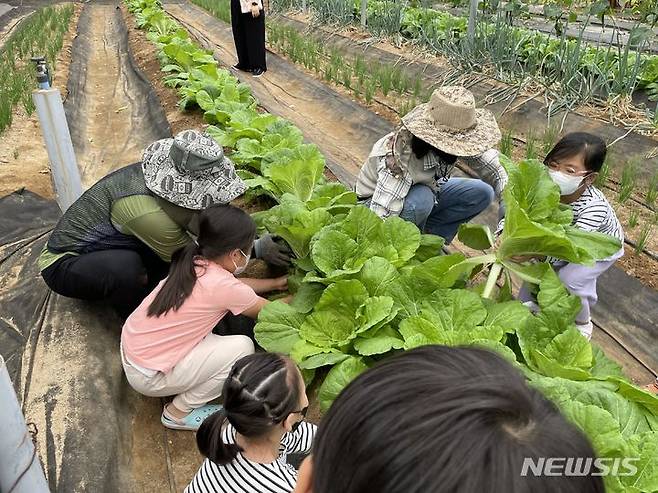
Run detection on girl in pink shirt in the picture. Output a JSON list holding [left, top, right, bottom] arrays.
[[121, 204, 289, 431]]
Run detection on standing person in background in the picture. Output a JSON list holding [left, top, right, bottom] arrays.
[[231, 0, 267, 77], [185, 352, 316, 493]]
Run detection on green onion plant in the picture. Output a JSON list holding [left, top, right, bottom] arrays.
[[618, 160, 638, 204], [525, 129, 538, 160], [594, 157, 611, 188], [628, 210, 639, 229], [634, 222, 653, 255], [645, 170, 658, 207], [0, 4, 74, 135]]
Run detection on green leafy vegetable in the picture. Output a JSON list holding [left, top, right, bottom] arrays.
[[307, 206, 421, 283], [455, 159, 622, 300], [318, 357, 369, 412], [254, 195, 334, 258], [253, 301, 305, 354], [399, 288, 511, 348], [353, 325, 404, 356]]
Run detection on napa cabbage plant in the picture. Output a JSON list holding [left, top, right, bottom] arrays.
[[454, 158, 622, 299]]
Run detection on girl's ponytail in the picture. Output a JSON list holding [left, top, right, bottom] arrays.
[[147, 242, 199, 317], [196, 410, 242, 465], [147, 204, 256, 317]]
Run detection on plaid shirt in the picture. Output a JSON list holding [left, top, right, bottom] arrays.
[[360, 129, 508, 219]]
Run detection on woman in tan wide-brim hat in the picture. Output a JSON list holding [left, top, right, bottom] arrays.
[[355, 86, 507, 244]]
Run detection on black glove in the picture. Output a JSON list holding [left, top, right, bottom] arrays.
[[254, 234, 293, 267]]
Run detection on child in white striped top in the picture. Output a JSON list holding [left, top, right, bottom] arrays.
[[528, 132, 624, 339], [185, 353, 316, 493]]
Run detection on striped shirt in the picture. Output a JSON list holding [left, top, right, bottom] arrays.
[[185, 421, 317, 493], [569, 186, 623, 242], [496, 185, 624, 267]]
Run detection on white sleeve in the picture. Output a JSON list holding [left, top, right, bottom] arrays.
[[239, 0, 263, 12], [282, 422, 317, 455]]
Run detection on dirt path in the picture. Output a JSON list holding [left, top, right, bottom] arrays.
[[64, 3, 170, 186], [52, 3, 179, 490]]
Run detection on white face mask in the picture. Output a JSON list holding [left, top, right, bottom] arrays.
[[548, 169, 587, 196], [232, 249, 250, 276]]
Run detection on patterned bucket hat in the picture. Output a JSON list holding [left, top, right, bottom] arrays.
[[141, 129, 246, 210], [401, 86, 501, 157]]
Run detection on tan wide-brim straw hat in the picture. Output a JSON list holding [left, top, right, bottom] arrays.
[[401, 86, 501, 157]]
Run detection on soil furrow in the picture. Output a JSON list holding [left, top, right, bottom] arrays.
[[64, 3, 170, 186]]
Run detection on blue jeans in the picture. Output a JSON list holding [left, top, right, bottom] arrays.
[[400, 178, 494, 243]]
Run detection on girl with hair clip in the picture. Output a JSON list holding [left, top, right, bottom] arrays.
[[518, 132, 624, 340], [121, 205, 290, 431], [185, 352, 316, 493]]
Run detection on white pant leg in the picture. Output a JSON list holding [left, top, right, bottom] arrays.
[[554, 253, 621, 326], [123, 334, 254, 412]]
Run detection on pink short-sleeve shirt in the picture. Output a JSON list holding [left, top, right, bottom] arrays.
[[121, 260, 258, 373]]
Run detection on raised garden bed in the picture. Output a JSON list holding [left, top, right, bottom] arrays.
[[143, 6, 658, 492], [149, 5, 656, 482]]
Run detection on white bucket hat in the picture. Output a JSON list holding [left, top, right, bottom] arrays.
[[141, 129, 246, 210], [401, 86, 501, 157]]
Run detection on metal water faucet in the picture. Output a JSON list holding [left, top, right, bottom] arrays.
[[30, 56, 51, 89]]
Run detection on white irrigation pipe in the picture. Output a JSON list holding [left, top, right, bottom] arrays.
[[32, 77, 83, 212], [360, 0, 367, 27], [0, 356, 49, 493]]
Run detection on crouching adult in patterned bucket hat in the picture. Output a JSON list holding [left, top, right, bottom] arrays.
[[39, 130, 291, 318], [356, 86, 507, 244]]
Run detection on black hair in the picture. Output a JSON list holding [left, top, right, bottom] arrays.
[[311, 345, 604, 493], [148, 204, 256, 317], [196, 352, 302, 465], [544, 132, 607, 173], [410, 134, 458, 164]]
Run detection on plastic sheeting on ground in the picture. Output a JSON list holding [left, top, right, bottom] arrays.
[[0, 190, 135, 492]]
